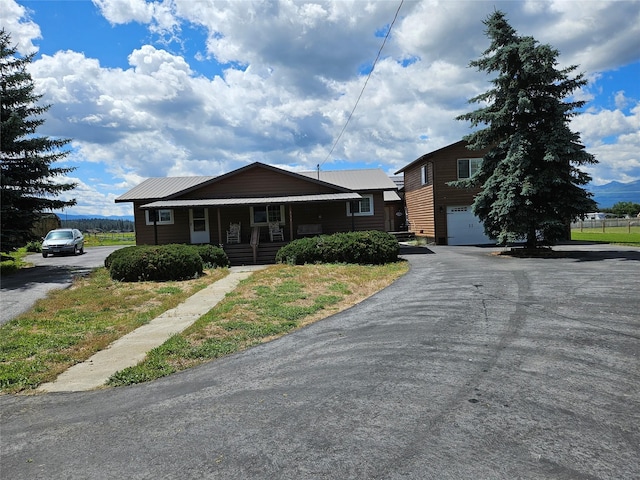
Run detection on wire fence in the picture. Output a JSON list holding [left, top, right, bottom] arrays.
[[571, 219, 640, 232]]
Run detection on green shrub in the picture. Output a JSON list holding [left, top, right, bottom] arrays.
[[191, 244, 230, 268], [25, 241, 42, 253], [275, 230, 399, 265], [274, 237, 319, 265], [104, 245, 137, 269], [107, 244, 203, 282]]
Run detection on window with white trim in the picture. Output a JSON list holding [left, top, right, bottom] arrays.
[[457, 158, 482, 179], [421, 164, 429, 185], [145, 209, 174, 225], [346, 194, 374, 216], [250, 205, 285, 226]]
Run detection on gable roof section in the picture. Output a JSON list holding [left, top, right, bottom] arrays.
[[115, 176, 215, 202], [395, 140, 468, 174], [116, 162, 360, 203], [200, 162, 356, 195], [299, 169, 398, 191]]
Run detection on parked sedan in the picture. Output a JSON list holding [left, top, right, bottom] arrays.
[[42, 228, 85, 257]]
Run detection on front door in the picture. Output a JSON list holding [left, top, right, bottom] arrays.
[[189, 208, 210, 244]]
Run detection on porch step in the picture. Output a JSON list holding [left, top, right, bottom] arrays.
[[389, 231, 415, 242], [224, 242, 286, 266]]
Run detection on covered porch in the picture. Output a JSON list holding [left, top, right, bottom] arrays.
[[139, 192, 364, 265]]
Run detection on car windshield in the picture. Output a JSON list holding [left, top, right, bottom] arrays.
[[46, 231, 73, 240]]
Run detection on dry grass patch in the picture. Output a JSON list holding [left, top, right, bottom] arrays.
[[108, 262, 409, 387], [0, 268, 228, 394]]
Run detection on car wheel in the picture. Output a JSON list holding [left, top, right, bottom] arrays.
[[74, 245, 80, 255], [42, 252, 48, 258]]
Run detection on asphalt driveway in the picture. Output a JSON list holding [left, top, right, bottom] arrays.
[[1, 244, 639, 479]]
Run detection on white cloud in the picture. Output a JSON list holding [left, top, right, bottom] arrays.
[[3, 0, 640, 215], [0, 0, 41, 53], [92, 0, 155, 25], [573, 103, 640, 184]]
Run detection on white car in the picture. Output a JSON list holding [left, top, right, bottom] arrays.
[[42, 228, 85, 257]]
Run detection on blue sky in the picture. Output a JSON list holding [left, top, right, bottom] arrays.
[[2, 0, 639, 216]]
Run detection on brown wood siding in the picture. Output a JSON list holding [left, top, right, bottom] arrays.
[[290, 193, 385, 236], [401, 142, 491, 244], [134, 205, 190, 245], [134, 195, 386, 246], [432, 142, 489, 243], [181, 167, 337, 199], [403, 162, 435, 239]]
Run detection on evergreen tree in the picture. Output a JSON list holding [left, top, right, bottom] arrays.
[[456, 11, 597, 248], [1, 29, 77, 252]]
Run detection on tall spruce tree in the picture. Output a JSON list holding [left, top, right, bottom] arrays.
[[456, 11, 597, 248], [1, 29, 77, 252]]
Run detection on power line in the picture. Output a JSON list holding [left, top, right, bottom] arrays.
[[320, 0, 404, 168]]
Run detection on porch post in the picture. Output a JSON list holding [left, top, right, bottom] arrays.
[[350, 201, 356, 231], [152, 209, 158, 245], [217, 208, 222, 245], [289, 205, 294, 240]]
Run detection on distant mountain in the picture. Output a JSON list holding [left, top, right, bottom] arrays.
[[57, 214, 135, 222], [588, 180, 640, 209]]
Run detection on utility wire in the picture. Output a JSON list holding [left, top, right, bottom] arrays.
[[320, 0, 404, 168]]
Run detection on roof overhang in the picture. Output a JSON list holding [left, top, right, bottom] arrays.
[[384, 190, 401, 202], [140, 192, 362, 209]]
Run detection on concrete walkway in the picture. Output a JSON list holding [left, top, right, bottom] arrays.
[[38, 265, 267, 393]]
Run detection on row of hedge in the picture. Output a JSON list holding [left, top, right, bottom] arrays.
[[103, 231, 400, 282], [275, 230, 399, 265], [105, 244, 229, 282]]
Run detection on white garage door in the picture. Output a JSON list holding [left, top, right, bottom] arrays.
[[446, 206, 494, 246]]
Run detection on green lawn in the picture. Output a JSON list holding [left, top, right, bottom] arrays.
[[571, 226, 640, 246], [83, 232, 135, 247]]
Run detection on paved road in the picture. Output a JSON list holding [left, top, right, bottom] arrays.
[[0, 246, 124, 325], [1, 244, 639, 479]]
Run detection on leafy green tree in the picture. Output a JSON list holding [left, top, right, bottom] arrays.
[[1, 29, 77, 252], [455, 11, 597, 248], [611, 201, 640, 217]]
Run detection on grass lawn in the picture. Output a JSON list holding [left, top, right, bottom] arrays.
[[0, 268, 227, 393], [83, 232, 135, 247], [0, 262, 408, 393], [571, 226, 640, 246], [0, 248, 31, 275]]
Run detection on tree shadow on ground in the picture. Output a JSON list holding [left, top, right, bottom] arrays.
[[495, 247, 640, 262], [399, 245, 435, 256], [0, 264, 92, 292], [561, 250, 640, 262]]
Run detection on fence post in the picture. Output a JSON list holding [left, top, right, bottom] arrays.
[[602, 220, 605, 233]]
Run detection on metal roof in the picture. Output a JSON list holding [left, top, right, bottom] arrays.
[[140, 192, 362, 209], [298, 169, 398, 191], [115, 176, 215, 202], [383, 190, 401, 202], [116, 165, 400, 205]]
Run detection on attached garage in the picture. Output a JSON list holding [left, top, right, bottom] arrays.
[[446, 206, 494, 245]]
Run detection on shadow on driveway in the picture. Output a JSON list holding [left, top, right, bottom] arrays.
[[399, 245, 435, 256]]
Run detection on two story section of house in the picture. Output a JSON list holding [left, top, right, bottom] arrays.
[[396, 140, 494, 245]]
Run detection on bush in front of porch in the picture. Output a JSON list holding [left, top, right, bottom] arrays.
[[105, 244, 228, 282], [275, 230, 399, 265]]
